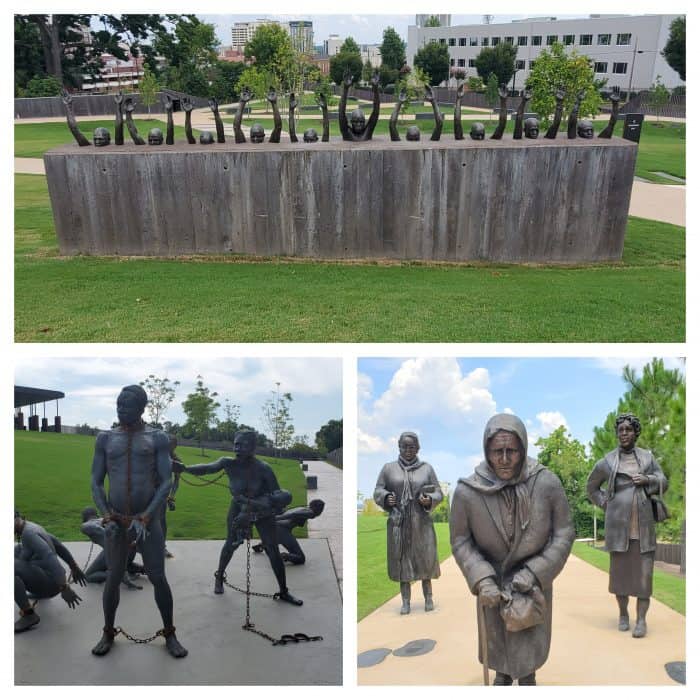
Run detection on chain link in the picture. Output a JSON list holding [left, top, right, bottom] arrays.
[[180, 472, 228, 489], [69, 541, 95, 583], [113, 626, 166, 644]]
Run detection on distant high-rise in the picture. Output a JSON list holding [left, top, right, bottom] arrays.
[[231, 19, 280, 52], [416, 14, 451, 28], [288, 20, 314, 54]]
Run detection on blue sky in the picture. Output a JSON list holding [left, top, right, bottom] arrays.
[[14, 357, 342, 440], [357, 356, 684, 500]]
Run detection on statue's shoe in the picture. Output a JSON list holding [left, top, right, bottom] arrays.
[[424, 597, 434, 612], [618, 615, 630, 631], [400, 601, 410, 615], [14, 610, 40, 633], [632, 620, 647, 638]]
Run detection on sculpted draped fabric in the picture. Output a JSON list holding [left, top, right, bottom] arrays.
[[450, 414, 575, 680], [374, 459, 443, 582]]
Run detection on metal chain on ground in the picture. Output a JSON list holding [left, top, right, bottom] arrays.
[[68, 540, 94, 583], [114, 626, 166, 644]]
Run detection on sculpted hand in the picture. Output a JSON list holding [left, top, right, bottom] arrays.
[[124, 97, 136, 113], [343, 69, 354, 87], [61, 585, 82, 609], [555, 87, 565, 102], [171, 459, 185, 474], [370, 71, 380, 87], [266, 87, 277, 103], [289, 92, 298, 110], [478, 578, 502, 608], [240, 87, 252, 104], [70, 565, 87, 587], [398, 88, 408, 104], [577, 89, 586, 102], [315, 91, 327, 109], [610, 92, 621, 104], [386, 493, 397, 507], [522, 87, 532, 100], [512, 567, 536, 592], [114, 90, 124, 106], [60, 89, 72, 106], [163, 95, 173, 112], [208, 96, 219, 111], [498, 84, 509, 99], [631, 473, 650, 486], [418, 493, 432, 508], [182, 97, 193, 113], [424, 84, 435, 102], [128, 516, 149, 544], [456, 82, 465, 99]]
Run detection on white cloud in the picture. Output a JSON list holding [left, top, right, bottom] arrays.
[[527, 411, 570, 450], [357, 373, 373, 403], [592, 357, 685, 376], [357, 429, 394, 454]]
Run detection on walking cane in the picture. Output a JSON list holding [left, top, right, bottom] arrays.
[[477, 599, 489, 686]]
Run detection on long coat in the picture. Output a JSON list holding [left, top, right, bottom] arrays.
[[586, 447, 667, 554], [374, 460, 443, 582], [450, 461, 574, 679]]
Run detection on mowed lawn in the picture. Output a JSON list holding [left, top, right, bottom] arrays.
[[14, 431, 307, 542], [571, 542, 685, 615], [357, 514, 451, 620], [15, 172, 684, 342]]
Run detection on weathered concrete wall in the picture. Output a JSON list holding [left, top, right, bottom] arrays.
[[44, 136, 637, 262]]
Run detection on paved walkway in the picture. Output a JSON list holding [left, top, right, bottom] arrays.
[[305, 460, 343, 592], [357, 553, 685, 685], [15, 539, 342, 685]]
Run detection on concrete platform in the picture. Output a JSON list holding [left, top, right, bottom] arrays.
[[15, 539, 342, 685], [358, 554, 684, 685]]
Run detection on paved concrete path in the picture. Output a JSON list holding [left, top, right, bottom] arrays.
[[14, 154, 684, 228], [15, 539, 342, 685], [304, 460, 343, 592], [358, 553, 684, 685]]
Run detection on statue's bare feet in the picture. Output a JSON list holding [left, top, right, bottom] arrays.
[[91, 631, 115, 656], [165, 633, 188, 658], [277, 590, 303, 606]]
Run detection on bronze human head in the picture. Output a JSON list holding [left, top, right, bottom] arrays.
[[233, 430, 257, 458], [116, 385, 148, 426], [93, 127, 111, 147], [615, 413, 641, 451], [350, 108, 366, 135], [524, 117, 539, 139], [486, 430, 524, 481], [577, 119, 594, 139], [303, 128, 319, 143], [406, 126, 421, 141], [250, 123, 265, 143], [398, 431, 420, 462], [199, 131, 214, 145], [148, 128, 164, 146], [469, 122, 485, 140]]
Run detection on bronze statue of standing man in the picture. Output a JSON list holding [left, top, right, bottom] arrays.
[[374, 432, 443, 614]]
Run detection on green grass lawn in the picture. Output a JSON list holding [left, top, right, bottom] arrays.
[[15, 431, 307, 542], [14, 119, 191, 158], [571, 542, 685, 615], [357, 514, 452, 620], [14, 173, 684, 342]]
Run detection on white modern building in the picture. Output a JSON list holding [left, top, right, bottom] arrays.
[[231, 19, 281, 52], [407, 14, 684, 91], [288, 20, 314, 54], [231, 18, 314, 55]]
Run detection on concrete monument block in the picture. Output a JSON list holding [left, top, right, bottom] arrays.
[[44, 136, 637, 263]]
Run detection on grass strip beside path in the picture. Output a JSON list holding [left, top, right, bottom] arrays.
[[571, 541, 685, 615], [15, 431, 307, 542]]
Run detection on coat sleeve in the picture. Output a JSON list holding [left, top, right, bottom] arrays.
[[450, 484, 497, 593], [645, 453, 668, 496], [586, 458, 609, 509], [424, 464, 443, 512], [373, 465, 392, 511], [522, 472, 575, 589]]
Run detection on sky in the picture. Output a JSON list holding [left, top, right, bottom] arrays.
[[14, 356, 342, 440], [200, 13, 588, 48], [357, 356, 685, 500]]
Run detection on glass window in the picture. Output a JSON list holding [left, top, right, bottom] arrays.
[[612, 62, 628, 74], [597, 33, 611, 45], [448, 37, 456, 46], [459, 37, 467, 46], [469, 36, 478, 46], [517, 35, 528, 46], [450, 58, 455, 66], [546, 35, 558, 45], [563, 34, 574, 45], [468, 59, 476, 68], [491, 37, 500, 46], [439, 38, 446, 44], [458, 58, 466, 68], [481, 37, 489, 46], [594, 61, 608, 73], [529, 60, 537, 69], [515, 59, 525, 70], [531, 35, 542, 46], [504, 36, 514, 44], [579, 34, 592, 45], [617, 33, 632, 46]]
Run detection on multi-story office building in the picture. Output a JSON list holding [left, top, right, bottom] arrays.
[[324, 34, 343, 56], [231, 19, 281, 52], [407, 14, 684, 91], [288, 20, 314, 54]]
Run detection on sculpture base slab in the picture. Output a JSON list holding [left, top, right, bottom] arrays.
[[44, 136, 637, 263]]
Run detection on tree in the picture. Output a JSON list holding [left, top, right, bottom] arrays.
[[329, 37, 363, 86], [662, 16, 685, 82], [648, 75, 670, 123], [467, 76, 485, 91], [413, 41, 450, 86], [485, 72, 499, 120], [261, 386, 295, 452], [590, 359, 685, 542], [378, 65, 399, 89], [379, 27, 406, 71], [209, 60, 245, 102], [140, 375, 180, 428], [181, 375, 220, 454], [526, 42, 602, 128], [236, 65, 275, 101], [139, 65, 159, 115], [424, 16, 442, 28], [244, 23, 295, 90], [361, 59, 374, 83], [216, 398, 240, 442], [536, 426, 594, 537], [315, 419, 342, 454], [21, 75, 63, 97], [474, 43, 517, 88]]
